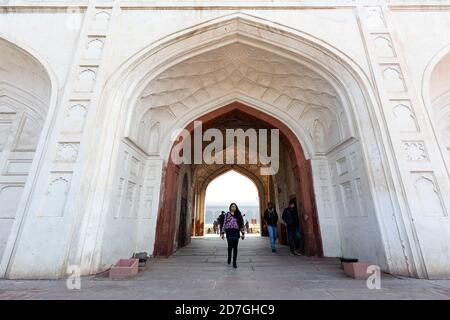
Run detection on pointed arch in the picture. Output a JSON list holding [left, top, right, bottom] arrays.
[[154, 101, 322, 257], [201, 167, 266, 235], [74, 13, 418, 278], [99, 12, 379, 159]]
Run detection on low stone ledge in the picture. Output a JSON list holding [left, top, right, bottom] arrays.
[[342, 262, 373, 280], [109, 259, 139, 279]]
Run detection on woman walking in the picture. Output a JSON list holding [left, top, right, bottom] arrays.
[[220, 203, 245, 268]]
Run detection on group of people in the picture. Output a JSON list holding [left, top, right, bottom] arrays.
[[216, 200, 302, 269], [263, 200, 302, 255]]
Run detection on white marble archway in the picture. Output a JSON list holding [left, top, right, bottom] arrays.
[[69, 13, 419, 278]]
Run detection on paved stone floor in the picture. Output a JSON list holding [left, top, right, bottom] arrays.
[[1, 236, 450, 299]]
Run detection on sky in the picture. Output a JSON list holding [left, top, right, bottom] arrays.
[[205, 170, 259, 206]]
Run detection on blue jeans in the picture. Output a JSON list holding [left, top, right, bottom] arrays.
[[267, 225, 278, 250], [287, 226, 301, 253]]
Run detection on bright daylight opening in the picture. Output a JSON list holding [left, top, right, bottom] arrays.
[[204, 170, 260, 236]]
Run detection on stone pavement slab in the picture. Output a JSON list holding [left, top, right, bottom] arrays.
[[0, 236, 449, 300]]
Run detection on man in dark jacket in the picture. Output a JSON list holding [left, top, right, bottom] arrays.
[[282, 199, 301, 256], [217, 211, 225, 235], [263, 202, 279, 252]]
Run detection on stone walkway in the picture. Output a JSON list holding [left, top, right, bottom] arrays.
[[1, 236, 449, 299]]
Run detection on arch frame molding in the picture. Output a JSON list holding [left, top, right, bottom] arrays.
[[421, 43, 450, 177]]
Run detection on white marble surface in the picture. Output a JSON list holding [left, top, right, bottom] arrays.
[[0, 1, 449, 280]]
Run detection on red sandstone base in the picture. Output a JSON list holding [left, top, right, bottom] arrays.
[[109, 259, 139, 279], [343, 262, 373, 279]]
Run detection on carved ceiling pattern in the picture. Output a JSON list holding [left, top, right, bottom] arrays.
[[132, 43, 349, 155]]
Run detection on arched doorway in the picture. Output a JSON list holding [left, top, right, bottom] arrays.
[[75, 14, 416, 278], [154, 102, 323, 257], [194, 165, 267, 238], [204, 170, 260, 236]]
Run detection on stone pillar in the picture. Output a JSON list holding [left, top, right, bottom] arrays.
[[311, 157, 342, 258]]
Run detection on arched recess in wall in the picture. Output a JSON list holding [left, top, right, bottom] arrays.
[[78, 13, 417, 277], [0, 35, 58, 278], [422, 45, 450, 173]]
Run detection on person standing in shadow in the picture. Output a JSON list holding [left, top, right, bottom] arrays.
[[263, 202, 279, 253], [217, 211, 225, 235], [282, 199, 302, 256], [220, 203, 245, 268]]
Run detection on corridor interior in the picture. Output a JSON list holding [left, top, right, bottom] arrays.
[[159, 103, 323, 258]]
